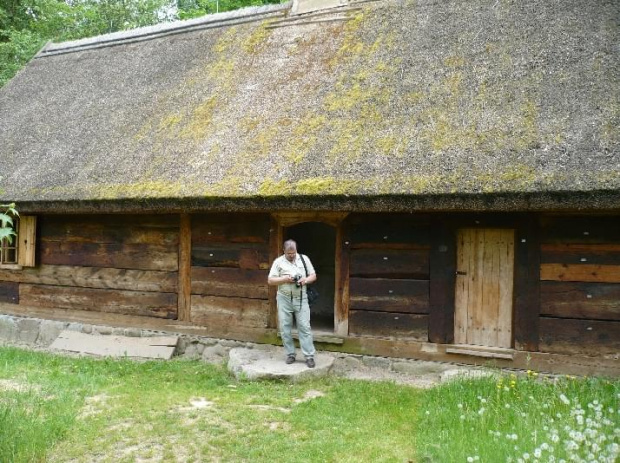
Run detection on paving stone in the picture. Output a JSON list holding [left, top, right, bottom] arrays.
[[391, 360, 451, 376], [331, 356, 363, 374], [362, 355, 392, 369], [67, 323, 84, 332], [93, 325, 113, 335], [16, 319, 40, 344], [220, 339, 243, 348], [82, 324, 93, 334], [201, 344, 228, 364], [0, 316, 18, 343], [228, 347, 333, 382], [124, 328, 142, 337], [37, 320, 67, 346]]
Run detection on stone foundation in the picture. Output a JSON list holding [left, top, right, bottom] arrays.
[[0, 314, 490, 385]]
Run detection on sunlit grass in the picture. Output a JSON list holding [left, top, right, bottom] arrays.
[[1, 346, 618, 462], [415, 371, 620, 462]]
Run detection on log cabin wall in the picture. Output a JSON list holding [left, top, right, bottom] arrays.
[[346, 214, 430, 340], [190, 214, 271, 334], [539, 215, 620, 357], [0, 214, 180, 319]]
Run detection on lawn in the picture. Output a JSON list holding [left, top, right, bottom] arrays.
[[0, 346, 618, 462]]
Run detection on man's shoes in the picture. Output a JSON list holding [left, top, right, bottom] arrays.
[[305, 357, 316, 368], [285, 354, 296, 364]]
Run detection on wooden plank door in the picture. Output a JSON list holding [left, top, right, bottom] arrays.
[[455, 229, 515, 348]]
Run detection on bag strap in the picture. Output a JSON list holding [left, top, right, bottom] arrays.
[[300, 254, 309, 277]]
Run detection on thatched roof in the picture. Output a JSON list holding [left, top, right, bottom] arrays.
[[0, 0, 619, 213]]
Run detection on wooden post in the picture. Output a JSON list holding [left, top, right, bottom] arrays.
[[268, 216, 282, 329], [513, 214, 540, 351], [334, 219, 350, 336], [177, 214, 192, 322], [428, 217, 456, 344]]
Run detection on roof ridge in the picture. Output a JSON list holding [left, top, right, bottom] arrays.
[[38, 3, 290, 58]]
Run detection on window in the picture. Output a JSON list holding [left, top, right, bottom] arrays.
[[0, 216, 36, 267]]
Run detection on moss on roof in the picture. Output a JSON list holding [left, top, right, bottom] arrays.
[[0, 0, 619, 210]]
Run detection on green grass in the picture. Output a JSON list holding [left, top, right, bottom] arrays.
[[1, 347, 618, 462]]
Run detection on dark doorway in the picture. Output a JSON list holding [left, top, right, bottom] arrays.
[[284, 222, 336, 332]]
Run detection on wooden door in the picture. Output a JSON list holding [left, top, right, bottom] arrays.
[[454, 229, 515, 348]]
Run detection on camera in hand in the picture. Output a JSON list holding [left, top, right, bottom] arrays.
[[292, 274, 302, 287]]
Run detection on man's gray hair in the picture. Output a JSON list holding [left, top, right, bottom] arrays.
[[283, 239, 297, 251]]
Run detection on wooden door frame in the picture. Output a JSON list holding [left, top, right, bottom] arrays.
[[428, 213, 540, 351], [270, 212, 349, 336], [454, 228, 515, 348]]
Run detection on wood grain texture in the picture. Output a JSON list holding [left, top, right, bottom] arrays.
[[349, 248, 429, 279], [335, 221, 350, 336], [192, 244, 269, 270], [39, 215, 179, 271], [540, 264, 620, 283], [0, 281, 18, 304], [428, 219, 456, 344], [540, 215, 620, 244], [191, 267, 268, 299], [539, 317, 620, 356], [0, 265, 177, 292], [348, 213, 430, 247], [40, 215, 180, 245], [541, 243, 620, 265], [40, 242, 178, 271], [192, 213, 271, 244], [17, 216, 37, 267], [454, 229, 514, 348], [19, 284, 177, 319], [540, 281, 620, 320], [178, 214, 192, 322], [349, 310, 428, 339], [191, 295, 270, 329], [513, 216, 540, 352], [349, 278, 429, 313]]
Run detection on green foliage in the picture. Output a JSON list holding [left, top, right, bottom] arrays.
[[0, 0, 284, 88], [177, 0, 281, 19], [0, 202, 18, 244]]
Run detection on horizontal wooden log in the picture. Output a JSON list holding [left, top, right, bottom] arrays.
[[191, 295, 270, 329], [541, 244, 620, 265], [0, 281, 18, 304], [192, 214, 271, 245], [540, 281, 620, 320], [0, 265, 177, 293], [540, 264, 620, 283], [40, 242, 178, 271], [349, 310, 428, 339], [539, 317, 620, 356], [348, 214, 430, 246], [349, 278, 429, 314], [19, 284, 177, 319], [40, 215, 179, 246], [191, 267, 268, 299], [540, 216, 620, 244], [349, 249, 429, 279], [192, 245, 269, 270]]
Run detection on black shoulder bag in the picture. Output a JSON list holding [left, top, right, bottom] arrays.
[[300, 254, 319, 306]]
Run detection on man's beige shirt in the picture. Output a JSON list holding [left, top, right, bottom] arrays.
[[268, 253, 316, 297]]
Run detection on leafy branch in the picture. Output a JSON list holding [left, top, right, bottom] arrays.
[[0, 202, 19, 244]]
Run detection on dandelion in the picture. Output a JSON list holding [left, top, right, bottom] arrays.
[[505, 403, 511, 409], [460, 415, 465, 420], [458, 403, 463, 409], [523, 452, 530, 460], [467, 457, 474, 462], [559, 394, 570, 405], [534, 448, 542, 458]]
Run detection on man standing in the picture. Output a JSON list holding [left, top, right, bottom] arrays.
[[268, 239, 317, 368]]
